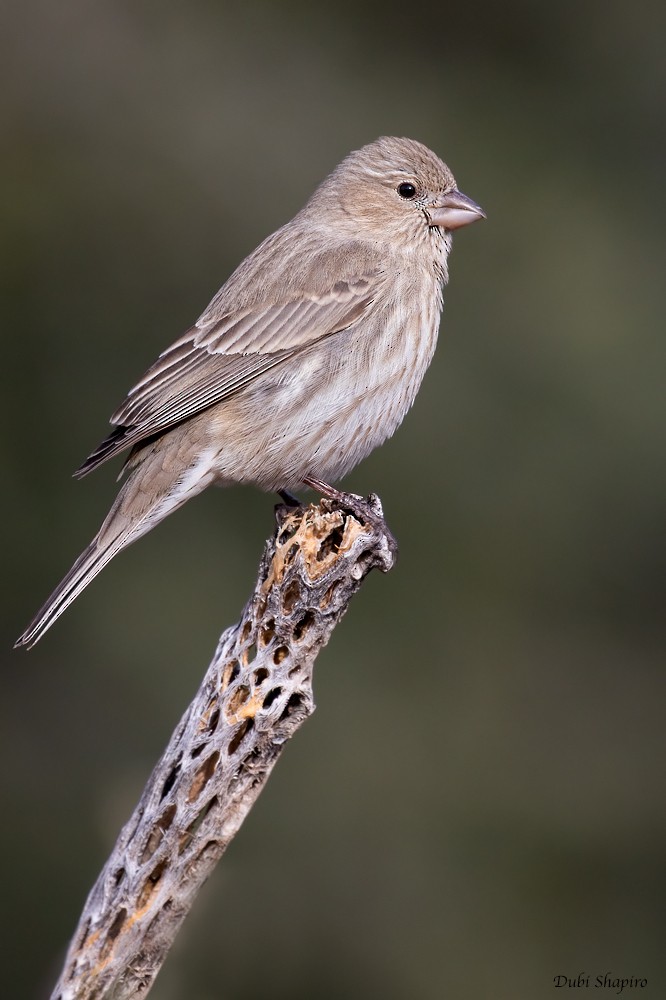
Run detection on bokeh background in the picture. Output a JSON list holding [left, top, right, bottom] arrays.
[[2, 2, 664, 998]]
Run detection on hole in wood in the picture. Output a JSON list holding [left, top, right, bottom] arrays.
[[178, 796, 219, 855], [159, 803, 177, 831], [107, 908, 127, 941], [113, 867, 126, 887], [260, 619, 275, 645], [206, 707, 220, 734], [240, 620, 252, 643], [76, 918, 91, 951], [137, 861, 166, 910], [321, 581, 339, 608], [200, 697, 218, 731], [278, 522, 298, 545], [160, 757, 182, 801], [263, 686, 282, 709], [293, 610, 315, 641], [185, 840, 222, 878], [227, 685, 250, 717], [141, 804, 177, 863], [187, 751, 220, 803], [222, 660, 240, 689], [273, 645, 289, 665], [279, 692, 305, 722], [253, 667, 269, 685], [244, 642, 257, 665], [317, 524, 344, 560], [282, 579, 301, 614], [191, 743, 206, 758], [100, 908, 127, 958], [228, 717, 253, 755]]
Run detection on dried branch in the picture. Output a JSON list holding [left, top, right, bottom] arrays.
[[51, 495, 397, 1000]]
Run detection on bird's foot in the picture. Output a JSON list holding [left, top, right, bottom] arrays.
[[302, 477, 362, 505], [302, 477, 396, 552]]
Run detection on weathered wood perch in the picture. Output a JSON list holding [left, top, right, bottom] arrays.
[[51, 494, 397, 1000]]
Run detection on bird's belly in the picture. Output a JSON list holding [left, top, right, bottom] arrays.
[[209, 297, 441, 491]]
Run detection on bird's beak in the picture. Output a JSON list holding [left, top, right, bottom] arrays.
[[426, 189, 486, 231]]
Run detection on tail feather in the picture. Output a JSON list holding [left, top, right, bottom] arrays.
[[16, 438, 218, 649], [14, 532, 129, 649]]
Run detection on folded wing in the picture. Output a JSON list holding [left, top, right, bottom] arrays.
[[75, 274, 378, 477]]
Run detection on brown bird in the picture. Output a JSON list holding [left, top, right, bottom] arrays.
[[15, 136, 484, 649]]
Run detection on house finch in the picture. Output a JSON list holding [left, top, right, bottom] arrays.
[[16, 136, 484, 649]]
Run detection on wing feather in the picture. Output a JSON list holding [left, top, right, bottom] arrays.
[[75, 273, 378, 478]]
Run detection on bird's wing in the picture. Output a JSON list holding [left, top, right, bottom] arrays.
[[75, 273, 378, 477]]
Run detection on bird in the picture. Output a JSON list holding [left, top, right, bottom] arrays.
[[15, 136, 484, 649]]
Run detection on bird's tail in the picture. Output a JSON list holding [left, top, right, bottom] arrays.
[[15, 440, 218, 649], [14, 530, 135, 649]]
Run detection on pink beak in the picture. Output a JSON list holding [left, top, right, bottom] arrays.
[[426, 189, 485, 231]]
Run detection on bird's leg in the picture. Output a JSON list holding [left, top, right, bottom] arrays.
[[277, 488, 302, 507]]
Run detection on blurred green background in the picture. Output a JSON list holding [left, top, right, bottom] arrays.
[[2, 1, 664, 998]]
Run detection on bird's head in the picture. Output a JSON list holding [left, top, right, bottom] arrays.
[[306, 136, 485, 248]]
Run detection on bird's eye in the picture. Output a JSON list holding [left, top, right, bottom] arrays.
[[397, 182, 417, 200]]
